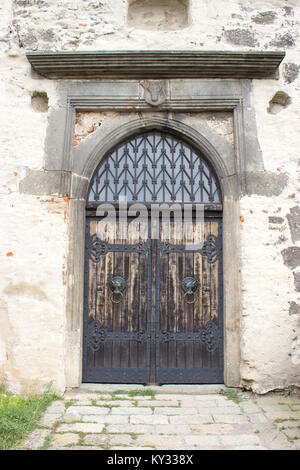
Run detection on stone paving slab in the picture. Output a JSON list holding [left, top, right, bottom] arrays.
[[57, 423, 105, 433], [21, 386, 300, 450], [111, 407, 153, 415], [212, 414, 250, 424], [81, 414, 129, 424], [66, 406, 110, 415], [52, 433, 79, 447], [189, 424, 234, 434], [169, 414, 214, 424], [153, 406, 198, 415], [248, 414, 269, 424], [130, 414, 169, 425], [22, 429, 50, 451]]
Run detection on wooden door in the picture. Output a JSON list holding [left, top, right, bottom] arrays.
[[83, 214, 223, 384], [156, 216, 223, 383], [83, 130, 224, 384], [82, 216, 151, 383]]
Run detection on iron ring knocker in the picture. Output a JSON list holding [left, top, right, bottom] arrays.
[[184, 291, 197, 304], [109, 276, 126, 305], [182, 277, 199, 305], [110, 291, 124, 304]]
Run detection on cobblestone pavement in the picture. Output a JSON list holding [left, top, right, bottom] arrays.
[[22, 385, 300, 450]]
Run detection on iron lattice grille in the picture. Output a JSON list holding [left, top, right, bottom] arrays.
[[88, 131, 221, 204]]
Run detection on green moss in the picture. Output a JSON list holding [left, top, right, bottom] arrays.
[[274, 418, 299, 423], [65, 400, 76, 409], [38, 433, 52, 450], [111, 389, 156, 398]]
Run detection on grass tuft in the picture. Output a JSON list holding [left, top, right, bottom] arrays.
[[219, 388, 244, 404], [0, 384, 59, 450], [38, 433, 52, 451]]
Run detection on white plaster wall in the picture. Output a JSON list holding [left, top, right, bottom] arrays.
[[0, 1, 68, 394], [0, 0, 299, 393], [239, 78, 300, 393]]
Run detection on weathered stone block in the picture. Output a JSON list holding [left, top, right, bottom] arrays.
[[289, 302, 300, 315], [251, 11, 277, 24], [287, 206, 300, 243], [224, 29, 257, 47], [282, 247, 300, 269], [293, 272, 300, 292], [283, 63, 299, 84]]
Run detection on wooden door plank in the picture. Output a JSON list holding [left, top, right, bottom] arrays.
[[176, 220, 185, 369], [168, 221, 177, 369], [193, 219, 203, 369], [104, 222, 114, 370]]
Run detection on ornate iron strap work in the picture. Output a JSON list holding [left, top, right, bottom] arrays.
[[158, 233, 219, 264], [158, 320, 221, 353], [87, 319, 150, 353], [88, 131, 221, 205], [86, 234, 150, 262], [88, 320, 106, 352], [200, 321, 220, 353]]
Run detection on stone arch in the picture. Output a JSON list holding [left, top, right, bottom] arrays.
[[74, 116, 234, 202]]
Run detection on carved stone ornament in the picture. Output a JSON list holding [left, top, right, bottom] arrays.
[[140, 80, 167, 106]]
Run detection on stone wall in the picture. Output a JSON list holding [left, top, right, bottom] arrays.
[[0, 0, 299, 394]]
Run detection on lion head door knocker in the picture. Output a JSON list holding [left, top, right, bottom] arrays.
[[182, 277, 199, 304], [109, 276, 126, 304]]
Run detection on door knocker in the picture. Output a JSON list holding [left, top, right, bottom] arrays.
[[109, 276, 126, 304], [182, 277, 199, 304]]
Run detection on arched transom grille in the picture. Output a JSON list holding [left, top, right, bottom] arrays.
[[88, 131, 221, 204]]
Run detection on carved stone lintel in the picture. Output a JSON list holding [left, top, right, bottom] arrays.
[[140, 80, 168, 107], [26, 51, 285, 80]]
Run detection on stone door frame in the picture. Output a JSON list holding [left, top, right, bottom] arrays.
[[21, 78, 265, 388]]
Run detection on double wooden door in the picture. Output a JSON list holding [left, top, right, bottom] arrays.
[[83, 214, 223, 384]]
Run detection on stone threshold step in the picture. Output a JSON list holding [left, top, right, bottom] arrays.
[[71, 384, 225, 395]]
